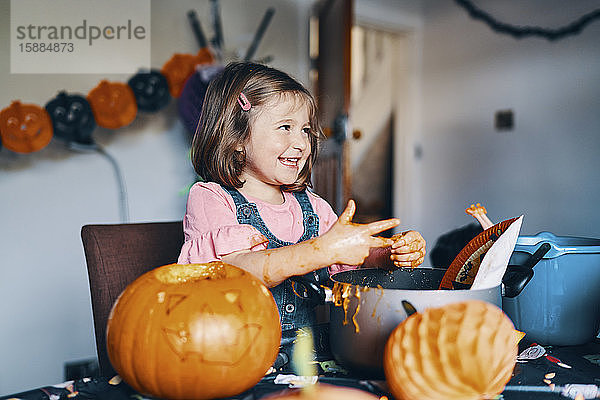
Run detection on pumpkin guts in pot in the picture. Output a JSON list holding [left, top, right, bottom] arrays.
[[328, 267, 503, 376], [177, 61, 426, 371]]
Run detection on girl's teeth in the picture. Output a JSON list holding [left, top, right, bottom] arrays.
[[280, 158, 298, 166]]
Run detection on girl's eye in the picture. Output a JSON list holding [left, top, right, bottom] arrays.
[[302, 127, 311, 135], [278, 124, 291, 131]]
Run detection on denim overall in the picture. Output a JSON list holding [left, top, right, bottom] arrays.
[[222, 186, 330, 369]]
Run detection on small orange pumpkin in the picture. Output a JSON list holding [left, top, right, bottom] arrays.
[[0, 101, 53, 153], [384, 300, 518, 400], [87, 80, 137, 129], [106, 262, 281, 400], [161, 48, 214, 98], [263, 384, 379, 399]]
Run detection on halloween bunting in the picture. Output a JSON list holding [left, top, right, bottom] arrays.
[[87, 80, 138, 130], [160, 48, 214, 98], [0, 101, 53, 153], [127, 70, 171, 112], [45, 91, 96, 146], [1, 7, 276, 156]]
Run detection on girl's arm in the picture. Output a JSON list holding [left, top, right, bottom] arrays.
[[222, 200, 399, 287]]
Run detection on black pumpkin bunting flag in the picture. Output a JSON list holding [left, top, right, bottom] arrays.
[[127, 69, 171, 112], [45, 92, 96, 146]]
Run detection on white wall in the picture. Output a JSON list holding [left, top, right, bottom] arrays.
[[355, 0, 600, 248], [418, 0, 600, 249], [0, 0, 311, 395]]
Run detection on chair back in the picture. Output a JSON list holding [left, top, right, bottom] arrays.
[[81, 221, 183, 376]]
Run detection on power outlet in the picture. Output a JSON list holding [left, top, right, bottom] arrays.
[[495, 109, 514, 131]]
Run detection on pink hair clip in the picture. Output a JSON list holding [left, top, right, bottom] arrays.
[[237, 93, 251, 111]]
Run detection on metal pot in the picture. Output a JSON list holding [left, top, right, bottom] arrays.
[[328, 267, 502, 377], [504, 232, 600, 345]]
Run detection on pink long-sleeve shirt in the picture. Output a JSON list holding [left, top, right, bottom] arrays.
[[178, 182, 354, 275]]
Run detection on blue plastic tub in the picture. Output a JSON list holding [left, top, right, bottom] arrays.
[[503, 232, 600, 345]]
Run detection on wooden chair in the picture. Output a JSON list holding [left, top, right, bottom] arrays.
[[81, 221, 184, 376]]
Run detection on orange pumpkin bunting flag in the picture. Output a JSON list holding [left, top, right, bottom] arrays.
[[0, 101, 53, 153], [87, 80, 137, 129], [161, 48, 214, 98]]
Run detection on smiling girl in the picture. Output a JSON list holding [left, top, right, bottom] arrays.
[[178, 62, 425, 368]]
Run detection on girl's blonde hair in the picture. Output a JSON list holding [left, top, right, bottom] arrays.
[[191, 62, 323, 192]]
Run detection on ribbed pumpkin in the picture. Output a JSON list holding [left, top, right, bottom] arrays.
[[106, 262, 281, 400], [263, 384, 379, 400], [384, 300, 518, 400]]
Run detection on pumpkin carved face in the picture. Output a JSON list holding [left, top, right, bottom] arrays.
[[161, 48, 214, 98], [87, 80, 137, 129], [0, 101, 53, 153], [106, 262, 281, 400], [127, 70, 170, 112], [45, 91, 96, 145]]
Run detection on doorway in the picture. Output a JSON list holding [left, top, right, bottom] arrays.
[[349, 25, 414, 226], [311, 0, 420, 229]]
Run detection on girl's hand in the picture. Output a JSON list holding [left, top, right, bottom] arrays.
[[390, 230, 426, 268], [320, 200, 400, 266]]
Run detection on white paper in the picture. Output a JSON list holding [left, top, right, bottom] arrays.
[[274, 374, 319, 387], [471, 215, 523, 290]]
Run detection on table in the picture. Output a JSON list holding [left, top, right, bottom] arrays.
[[503, 339, 600, 399], [2, 339, 598, 400]]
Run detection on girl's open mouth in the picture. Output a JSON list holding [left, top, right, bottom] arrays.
[[279, 157, 300, 167]]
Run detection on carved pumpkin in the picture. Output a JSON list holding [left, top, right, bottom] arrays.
[[87, 80, 137, 129], [106, 262, 281, 400], [161, 48, 214, 98], [127, 69, 170, 112], [263, 384, 379, 399], [45, 91, 96, 145], [0, 101, 53, 153], [384, 300, 518, 400]]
